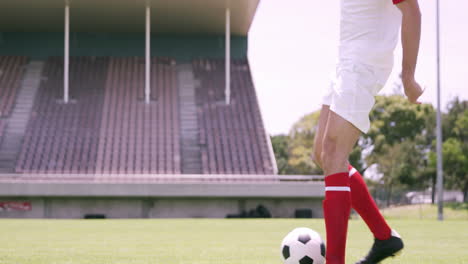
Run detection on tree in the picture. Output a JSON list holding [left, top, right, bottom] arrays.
[[441, 138, 468, 201], [454, 109, 468, 141], [271, 135, 291, 175], [365, 95, 433, 152], [368, 135, 433, 205], [287, 111, 322, 175], [443, 97, 468, 140], [270, 111, 322, 175], [434, 98, 468, 201], [427, 98, 468, 202], [362, 95, 436, 205], [453, 109, 468, 201]]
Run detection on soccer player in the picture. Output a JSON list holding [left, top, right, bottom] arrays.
[[311, 0, 423, 263]]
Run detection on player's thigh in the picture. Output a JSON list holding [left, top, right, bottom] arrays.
[[313, 105, 331, 164], [322, 109, 361, 161]]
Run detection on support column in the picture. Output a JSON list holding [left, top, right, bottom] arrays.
[[64, 1, 70, 103], [145, 4, 151, 104], [225, 7, 231, 105], [435, 0, 444, 221]]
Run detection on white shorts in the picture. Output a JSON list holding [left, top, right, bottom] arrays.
[[322, 61, 391, 133]]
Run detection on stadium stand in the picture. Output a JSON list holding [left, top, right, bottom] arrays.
[[14, 56, 272, 175], [0, 0, 325, 219], [95, 57, 181, 174], [0, 119, 5, 142], [0, 56, 28, 117], [16, 56, 181, 174], [16, 57, 108, 174], [193, 58, 274, 175]]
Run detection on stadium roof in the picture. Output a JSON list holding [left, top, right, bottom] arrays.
[[0, 0, 260, 35]]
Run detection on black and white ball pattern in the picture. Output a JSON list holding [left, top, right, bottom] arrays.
[[281, 227, 325, 264]]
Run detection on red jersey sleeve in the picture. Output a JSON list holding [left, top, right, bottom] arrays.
[[393, 0, 406, 4]]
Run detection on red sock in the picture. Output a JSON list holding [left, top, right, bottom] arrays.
[[349, 165, 391, 240], [323, 172, 351, 264]]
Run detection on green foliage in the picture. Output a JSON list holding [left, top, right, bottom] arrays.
[[366, 95, 434, 152], [432, 97, 468, 201], [271, 112, 323, 175], [454, 109, 468, 140], [364, 95, 436, 202], [348, 146, 365, 173], [443, 97, 468, 139], [287, 111, 322, 175], [446, 202, 468, 211], [270, 135, 290, 174], [441, 138, 468, 199]]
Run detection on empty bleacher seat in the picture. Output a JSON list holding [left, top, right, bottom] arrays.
[[16, 57, 108, 174], [0, 56, 28, 117], [14, 56, 273, 177], [192, 58, 275, 175], [16, 56, 181, 175], [95, 57, 181, 174], [0, 120, 5, 142]]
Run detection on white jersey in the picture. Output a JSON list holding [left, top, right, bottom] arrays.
[[323, 0, 406, 133], [339, 0, 402, 70]]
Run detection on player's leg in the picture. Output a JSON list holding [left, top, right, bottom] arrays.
[[321, 109, 361, 175], [320, 110, 361, 264], [348, 166, 392, 240], [315, 106, 400, 255], [317, 61, 404, 263], [312, 105, 331, 168], [352, 165, 404, 263]]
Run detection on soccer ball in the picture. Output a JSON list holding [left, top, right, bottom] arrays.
[[280, 227, 326, 264]]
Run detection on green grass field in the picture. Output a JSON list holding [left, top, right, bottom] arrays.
[[381, 204, 468, 220], [0, 218, 467, 264]]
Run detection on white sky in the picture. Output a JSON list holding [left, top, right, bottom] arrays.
[[248, 0, 468, 135]]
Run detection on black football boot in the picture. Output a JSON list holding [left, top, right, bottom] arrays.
[[355, 230, 404, 264]]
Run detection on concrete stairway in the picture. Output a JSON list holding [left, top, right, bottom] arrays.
[[0, 61, 44, 172], [177, 64, 202, 174]]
